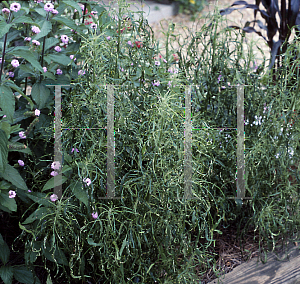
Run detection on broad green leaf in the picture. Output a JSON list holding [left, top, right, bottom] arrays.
[[31, 83, 50, 110], [0, 129, 8, 173], [22, 206, 50, 225], [0, 121, 11, 139], [43, 72, 56, 80], [51, 16, 78, 30], [24, 250, 38, 264], [64, 0, 83, 16], [0, 265, 13, 284], [0, 233, 10, 265], [71, 180, 89, 207], [4, 81, 34, 110], [0, 180, 11, 190], [11, 16, 38, 26], [0, 21, 12, 39], [34, 8, 47, 17], [0, 164, 28, 191], [44, 37, 59, 51], [0, 85, 14, 124], [44, 54, 72, 65], [41, 175, 68, 192], [25, 192, 54, 208], [0, 192, 17, 212], [6, 49, 43, 73], [32, 20, 52, 41], [87, 237, 103, 247], [13, 266, 35, 284]]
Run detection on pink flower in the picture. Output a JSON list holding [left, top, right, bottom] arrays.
[[71, 148, 79, 153], [52, 9, 58, 15], [32, 40, 40, 46], [50, 171, 58, 176], [106, 36, 111, 40], [10, 3, 21, 12], [43, 67, 47, 72], [155, 61, 160, 66], [35, 109, 40, 116], [2, 8, 10, 14], [91, 10, 98, 15], [80, 4, 84, 11], [11, 59, 19, 68], [9, 72, 14, 77], [163, 59, 167, 63], [78, 70, 85, 75], [56, 69, 62, 75], [152, 80, 160, 87], [31, 26, 41, 34], [91, 23, 97, 29], [18, 160, 24, 166], [9, 190, 16, 198], [54, 46, 61, 52], [24, 37, 31, 42], [61, 35, 69, 44], [51, 161, 61, 170], [83, 178, 91, 186], [19, 131, 26, 139], [50, 194, 58, 202], [91, 212, 98, 219], [217, 74, 222, 83], [70, 55, 74, 59], [44, 2, 54, 12], [28, 190, 31, 192]]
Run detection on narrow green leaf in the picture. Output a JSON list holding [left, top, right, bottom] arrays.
[[0, 164, 28, 191], [0, 21, 12, 38], [41, 175, 68, 192], [0, 129, 8, 173], [32, 20, 52, 41], [13, 266, 35, 284], [6, 50, 43, 73], [0, 85, 14, 124], [0, 265, 13, 284], [0, 233, 10, 265], [119, 236, 127, 258], [0, 192, 17, 212], [31, 83, 50, 110], [46, 274, 53, 284]]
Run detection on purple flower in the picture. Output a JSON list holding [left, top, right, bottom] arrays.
[[71, 148, 79, 153], [83, 178, 91, 186], [18, 160, 24, 166], [50, 194, 58, 202], [163, 59, 167, 63], [43, 67, 47, 73], [106, 36, 111, 40], [56, 69, 62, 75], [70, 55, 74, 60], [19, 131, 26, 139], [91, 10, 98, 15], [91, 23, 97, 29], [28, 190, 31, 192], [9, 72, 14, 78], [52, 9, 58, 15], [217, 75, 222, 83], [54, 46, 61, 52], [24, 37, 31, 42], [31, 26, 41, 34], [44, 2, 54, 12], [80, 4, 84, 11], [61, 35, 69, 44], [50, 171, 58, 177], [51, 161, 61, 170], [78, 70, 85, 76], [155, 61, 160, 66], [92, 212, 98, 219], [168, 68, 173, 73], [11, 59, 19, 68], [32, 40, 40, 46], [35, 109, 40, 116], [152, 80, 160, 87], [9, 190, 16, 198], [168, 81, 172, 87], [10, 2, 21, 12], [2, 8, 10, 14]]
